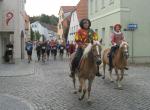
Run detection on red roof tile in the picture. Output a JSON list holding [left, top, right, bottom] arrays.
[[76, 0, 88, 21], [61, 6, 76, 13]]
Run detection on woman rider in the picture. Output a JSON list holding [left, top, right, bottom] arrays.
[[69, 18, 102, 77], [109, 24, 128, 71]]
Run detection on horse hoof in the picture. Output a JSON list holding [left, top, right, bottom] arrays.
[[78, 97, 82, 101], [110, 80, 114, 83], [73, 91, 77, 94], [114, 87, 123, 90], [78, 89, 82, 93], [87, 99, 92, 105], [118, 87, 123, 90], [102, 76, 105, 79]]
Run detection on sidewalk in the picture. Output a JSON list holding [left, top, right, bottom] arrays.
[[0, 60, 35, 77]]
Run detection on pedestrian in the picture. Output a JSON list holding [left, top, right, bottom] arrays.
[[36, 41, 41, 61], [5, 41, 13, 63], [46, 41, 51, 60], [25, 40, 33, 63], [41, 41, 47, 62]]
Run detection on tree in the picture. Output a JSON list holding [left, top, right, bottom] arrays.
[[30, 28, 35, 41], [30, 14, 58, 26], [35, 31, 41, 41]]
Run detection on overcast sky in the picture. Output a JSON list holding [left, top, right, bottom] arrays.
[[25, 0, 79, 17]]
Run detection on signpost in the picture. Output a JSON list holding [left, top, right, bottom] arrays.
[[127, 24, 137, 63], [127, 24, 138, 30], [124, 24, 138, 63]]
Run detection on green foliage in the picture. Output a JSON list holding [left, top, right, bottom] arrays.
[[35, 31, 41, 41], [30, 28, 35, 41], [30, 28, 41, 41], [30, 14, 58, 26]]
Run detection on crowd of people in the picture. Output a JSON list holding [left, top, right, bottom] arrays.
[[25, 39, 76, 63], [4, 18, 128, 75]]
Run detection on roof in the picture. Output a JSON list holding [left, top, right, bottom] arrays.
[[60, 6, 76, 13], [40, 23, 57, 33], [76, 0, 88, 21]]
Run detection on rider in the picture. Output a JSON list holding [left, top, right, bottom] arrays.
[[109, 24, 128, 71], [69, 18, 102, 77]]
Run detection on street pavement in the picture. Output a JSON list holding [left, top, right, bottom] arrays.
[[0, 54, 150, 110]]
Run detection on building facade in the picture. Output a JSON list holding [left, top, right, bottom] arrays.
[[0, 0, 27, 62], [57, 6, 76, 42], [31, 21, 57, 41], [88, 0, 150, 63]]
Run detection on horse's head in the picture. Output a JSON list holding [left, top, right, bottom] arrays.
[[91, 41, 102, 65], [120, 41, 129, 59], [83, 41, 102, 65]]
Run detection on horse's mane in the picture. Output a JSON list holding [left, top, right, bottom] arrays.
[[120, 41, 128, 48], [83, 43, 92, 57], [83, 41, 101, 57]]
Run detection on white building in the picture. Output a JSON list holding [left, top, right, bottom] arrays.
[[57, 6, 76, 42], [67, 0, 88, 42], [31, 21, 57, 41], [0, 0, 27, 63]]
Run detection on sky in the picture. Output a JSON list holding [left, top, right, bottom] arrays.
[[25, 0, 79, 17]]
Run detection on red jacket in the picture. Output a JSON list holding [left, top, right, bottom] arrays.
[[111, 32, 125, 45]]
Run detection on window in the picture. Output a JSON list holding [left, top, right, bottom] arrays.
[[74, 26, 75, 32], [95, 0, 98, 12], [76, 25, 78, 32], [109, 0, 114, 5], [62, 14, 64, 19], [101, 28, 105, 39], [109, 26, 113, 33], [101, 0, 105, 9], [90, 0, 93, 14], [95, 29, 98, 33], [72, 13, 74, 21], [59, 24, 61, 29]]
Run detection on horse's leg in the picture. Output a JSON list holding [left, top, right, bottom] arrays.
[[120, 69, 124, 81], [109, 69, 113, 82], [115, 69, 122, 88], [72, 74, 77, 94], [87, 79, 93, 103], [78, 77, 82, 93], [102, 63, 106, 79], [79, 78, 86, 101]]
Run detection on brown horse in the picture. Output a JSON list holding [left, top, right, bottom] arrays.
[[102, 41, 129, 89], [70, 41, 102, 102]]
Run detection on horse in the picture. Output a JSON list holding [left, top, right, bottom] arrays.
[[102, 41, 129, 89], [69, 41, 102, 102]]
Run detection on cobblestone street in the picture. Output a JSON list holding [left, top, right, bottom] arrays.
[[0, 56, 150, 110]]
